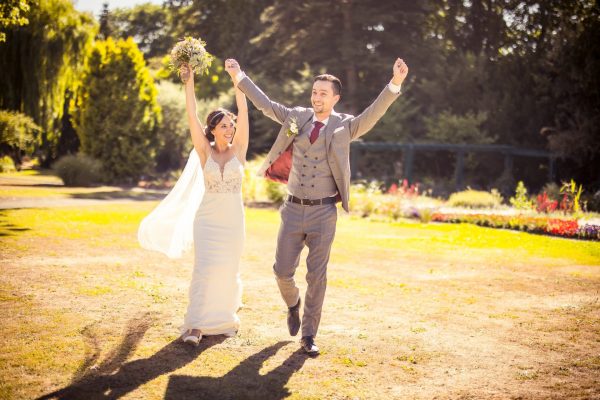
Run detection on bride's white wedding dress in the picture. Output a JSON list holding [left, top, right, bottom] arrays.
[[179, 153, 245, 337], [137, 149, 245, 337]]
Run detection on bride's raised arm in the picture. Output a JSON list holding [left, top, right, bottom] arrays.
[[225, 59, 249, 162], [231, 85, 249, 162], [181, 64, 210, 163]]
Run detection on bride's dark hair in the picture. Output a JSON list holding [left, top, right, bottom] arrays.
[[205, 108, 236, 142]]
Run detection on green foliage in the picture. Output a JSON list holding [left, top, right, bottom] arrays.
[[265, 180, 287, 204], [0, 0, 31, 42], [543, 15, 600, 183], [153, 81, 190, 172], [424, 110, 493, 144], [0, 109, 40, 164], [171, 0, 272, 72], [509, 181, 534, 210], [560, 179, 583, 214], [72, 37, 161, 183], [0, 0, 97, 162], [156, 55, 231, 100], [540, 182, 561, 200], [0, 155, 16, 172], [2, 0, 599, 191], [111, 3, 171, 57], [52, 153, 102, 186], [368, 92, 420, 142], [448, 189, 503, 209], [242, 154, 270, 203], [250, 1, 430, 114]]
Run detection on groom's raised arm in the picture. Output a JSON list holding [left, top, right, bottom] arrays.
[[225, 59, 292, 125], [348, 58, 408, 141]]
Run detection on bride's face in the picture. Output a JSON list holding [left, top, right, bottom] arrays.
[[212, 115, 236, 143]]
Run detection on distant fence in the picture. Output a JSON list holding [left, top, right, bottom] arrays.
[[350, 142, 556, 191]]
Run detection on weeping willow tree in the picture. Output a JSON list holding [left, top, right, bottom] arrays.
[[0, 0, 97, 164], [0, 0, 31, 42]]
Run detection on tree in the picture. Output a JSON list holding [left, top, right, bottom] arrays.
[[0, 0, 97, 164], [251, 1, 431, 114], [153, 80, 191, 172], [0, 0, 31, 42], [72, 37, 161, 183], [169, 0, 273, 67], [98, 2, 113, 40], [543, 11, 600, 186], [111, 3, 171, 58]]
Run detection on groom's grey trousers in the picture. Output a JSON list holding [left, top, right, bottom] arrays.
[[273, 116, 339, 337], [274, 200, 337, 337]]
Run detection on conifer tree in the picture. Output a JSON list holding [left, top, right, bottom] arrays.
[[72, 37, 161, 183]]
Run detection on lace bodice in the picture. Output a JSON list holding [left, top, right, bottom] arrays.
[[204, 154, 243, 193]]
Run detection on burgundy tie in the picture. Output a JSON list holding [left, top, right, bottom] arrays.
[[309, 121, 324, 144]]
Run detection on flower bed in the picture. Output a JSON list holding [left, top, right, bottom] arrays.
[[431, 212, 600, 241]]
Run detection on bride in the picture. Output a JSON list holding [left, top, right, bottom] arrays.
[[138, 60, 248, 345]]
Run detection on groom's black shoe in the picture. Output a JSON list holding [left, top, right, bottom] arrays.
[[287, 298, 301, 336], [300, 335, 319, 355]]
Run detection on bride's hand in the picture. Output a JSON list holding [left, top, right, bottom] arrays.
[[225, 59, 241, 81], [179, 63, 192, 84]]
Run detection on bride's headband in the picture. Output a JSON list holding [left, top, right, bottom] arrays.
[[209, 111, 225, 126]]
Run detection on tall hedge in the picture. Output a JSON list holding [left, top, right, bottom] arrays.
[[72, 37, 161, 183]]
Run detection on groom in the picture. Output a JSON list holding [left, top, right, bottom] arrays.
[[226, 58, 409, 354]]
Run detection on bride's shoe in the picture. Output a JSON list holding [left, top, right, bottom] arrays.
[[182, 329, 202, 346]]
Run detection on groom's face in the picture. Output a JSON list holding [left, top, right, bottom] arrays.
[[311, 81, 340, 115]]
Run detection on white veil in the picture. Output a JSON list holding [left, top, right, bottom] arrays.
[[138, 150, 205, 259]]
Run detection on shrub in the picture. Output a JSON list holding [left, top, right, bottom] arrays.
[[71, 38, 160, 183], [265, 180, 287, 204], [53, 154, 102, 186], [536, 192, 558, 213], [559, 179, 583, 214], [509, 181, 534, 210], [541, 182, 560, 200], [0, 109, 40, 165], [242, 155, 270, 203], [447, 189, 503, 209], [350, 181, 383, 217], [0, 155, 16, 172]]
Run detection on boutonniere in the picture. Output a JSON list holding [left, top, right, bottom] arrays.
[[286, 116, 299, 137]]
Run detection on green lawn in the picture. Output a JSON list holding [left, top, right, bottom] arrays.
[[1, 201, 599, 399]]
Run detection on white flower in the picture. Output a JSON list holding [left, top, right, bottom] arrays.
[[169, 36, 214, 77], [286, 116, 299, 137]]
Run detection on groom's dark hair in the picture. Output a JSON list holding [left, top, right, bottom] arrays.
[[314, 74, 342, 96]]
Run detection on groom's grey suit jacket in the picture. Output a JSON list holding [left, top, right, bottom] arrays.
[[238, 76, 401, 212]]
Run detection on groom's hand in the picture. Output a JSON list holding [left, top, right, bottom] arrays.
[[225, 59, 242, 83], [391, 58, 408, 86]]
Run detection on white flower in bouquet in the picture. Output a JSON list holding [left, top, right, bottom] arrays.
[[169, 37, 214, 77]]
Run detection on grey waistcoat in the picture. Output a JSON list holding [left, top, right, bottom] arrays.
[[287, 126, 337, 199]]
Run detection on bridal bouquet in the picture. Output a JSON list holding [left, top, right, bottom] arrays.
[[169, 37, 214, 77]]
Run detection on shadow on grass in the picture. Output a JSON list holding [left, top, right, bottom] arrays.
[[0, 210, 31, 236], [37, 313, 308, 400], [69, 190, 167, 201], [0, 182, 63, 187], [164, 343, 310, 400]]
